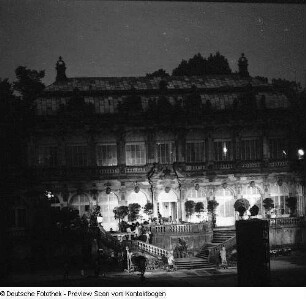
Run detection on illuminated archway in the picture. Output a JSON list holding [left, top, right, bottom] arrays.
[[97, 192, 119, 231], [214, 188, 235, 226], [70, 194, 89, 216], [157, 190, 178, 221]]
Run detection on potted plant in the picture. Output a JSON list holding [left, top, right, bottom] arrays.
[[234, 198, 250, 219], [113, 206, 129, 232], [195, 202, 204, 220], [185, 200, 195, 222], [207, 199, 219, 228], [285, 197, 297, 217], [128, 203, 141, 222], [263, 198, 274, 218], [143, 202, 154, 222]]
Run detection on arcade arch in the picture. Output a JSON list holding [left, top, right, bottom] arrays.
[[214, 188, 235, 226], [158, 190, 178, 221], [97, 192, 119, 231]]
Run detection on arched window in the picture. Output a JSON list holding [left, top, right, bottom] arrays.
[[187, 189, 207, 208], [158, 190, 178, 221], [127, 191, 148, 207], [50, 196, 61, 211], [241, 185, 262, 214], [97, 192, 119, 231], [70, 194, 90, 216], [215, 188, 235, 226], [297, 184, 305, 216], [270, 184, 289, 216]]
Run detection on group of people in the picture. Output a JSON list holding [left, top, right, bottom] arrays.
[[125, 222, 153, 243]]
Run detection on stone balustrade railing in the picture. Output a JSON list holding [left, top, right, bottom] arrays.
[[207, 235, 237, 263], [134, 240, 169, 257], [268, 217, 305, 227], [147, 223, 210, 234]]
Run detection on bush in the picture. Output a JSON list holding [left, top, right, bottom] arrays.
[[286, 197, 297, 216], [234, 198, 250, 217], [263, 198, 274, 211]]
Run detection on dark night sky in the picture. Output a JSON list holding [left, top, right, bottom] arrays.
[[0, 1, 305, 86]]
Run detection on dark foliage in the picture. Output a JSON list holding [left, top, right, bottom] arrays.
[[195, 202, 204, 214], [263, 198, 274, 211], [146, 69, 170, 78], [185, 200, 195, 219], [13, 66, 45, 107], [286, 197, 297, 216], [172, 52, 232, 76], [128, 203, 141, 222], [234, 198, 250, 217]]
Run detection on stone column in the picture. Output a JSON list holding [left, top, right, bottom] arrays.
[[207, 134, 214, 162], [116, 130, 126, 166]]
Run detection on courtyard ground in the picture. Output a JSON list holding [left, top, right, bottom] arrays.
[[3, 250, 306, 287]]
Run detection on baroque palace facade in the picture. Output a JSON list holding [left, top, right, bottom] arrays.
[[16, 55, 305, 232]]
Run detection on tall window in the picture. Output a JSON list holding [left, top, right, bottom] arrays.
[[214, 140, 232, 161], [70, 194, 89, 216], [269, 138, 288, 160], [98, 192, 119, 231], [186, 141, 205, 163], [66, 145, 88, 167], [96, 144, 117, 166], [157, 142, 175, 164], [37, 146, 58, 167], [270, 185, 289, 216], [8, 208, 27, 228], [125, 143, 146, 166], [240, 139, 262, 160]]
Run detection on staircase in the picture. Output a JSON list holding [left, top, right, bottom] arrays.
[[196, 228, 236, 262], [174, 257, 215, 270], [211, 229, 236, 244]]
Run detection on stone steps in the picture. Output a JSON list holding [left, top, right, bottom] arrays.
[[174, 257, 215, 269]]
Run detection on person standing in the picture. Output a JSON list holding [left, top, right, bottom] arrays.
[[220, 246, 228, 269], [167, 251, 175, 272]]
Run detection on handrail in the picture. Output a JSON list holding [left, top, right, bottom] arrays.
[[133, 240, 170, 257], [268, 217, 305, 227], [146, 223, 210, 234], [206, 235, 236, 262]]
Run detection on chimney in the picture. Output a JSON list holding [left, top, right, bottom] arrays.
[[238, 53, 249, 77], [56, 56, 67, 82]]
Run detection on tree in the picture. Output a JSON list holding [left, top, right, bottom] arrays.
[[143, 202, 153, 221], [207, 199, 219, 228], [172, 52, 232, 76], [128, 203, 141, 222], [206, 52, 232, 75], [185, 200, 195, 221], [146, 69, 169, 78], [286, 197, 297, 217], [13, 66, 45, 107], [113, 206, 129, 229], [263, 198, 274, 217], [234, 198, 250, 217], [195, 202, 204, 219]]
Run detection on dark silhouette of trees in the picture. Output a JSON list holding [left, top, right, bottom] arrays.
[[146, 69, 169, 78], [172, 52, 232, 76], [13, 66, 45, 108]]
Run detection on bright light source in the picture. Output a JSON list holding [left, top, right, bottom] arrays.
[[223, 143, 228, 155], [45, 191, 54, 199], [298, 149, 304, 160], [282, 150, 287, 156]]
